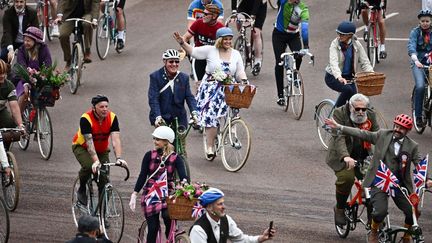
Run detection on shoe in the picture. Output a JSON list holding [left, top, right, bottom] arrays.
[[401, 235, 412, 243], [83, 53, 92, 63], [116, 39, 124, 51], [77, 189, 88, 205], [368, 229, 379, 243], [51, 24, 60, 37], [276, 98, 285, 106], [416, 117, 425, 128], [251, 62, 261, 76], [379, 51, 387, 59], [363, 29, 368, 42], [334, 206, 346, 225], [205, 147, 216, 161]]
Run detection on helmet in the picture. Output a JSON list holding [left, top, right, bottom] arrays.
[[216, 27, 234, 39], [199, 188, 224, 207], [162, 49, 180, 60], [336, 21, 356, 35], [152, 126, 175, 143], [201, 0, 212, 5], [393, 114, 413, 130], [23, 26, 44, 44], [91, 94, 109, 106], [77, 215, 100, 233], [205, 4, 220, 16], [418, 9, 432, 19]]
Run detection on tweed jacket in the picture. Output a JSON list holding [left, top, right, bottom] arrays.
[[57, 0, 99, 20], [1, 6, 38, 48], [341, 127, 420, 193], [326, 104, 380, 172]]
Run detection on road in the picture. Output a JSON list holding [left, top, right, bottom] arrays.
[[1, 0, 431, 242]]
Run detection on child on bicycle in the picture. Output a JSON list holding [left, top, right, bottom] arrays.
[[325, 21, 373, 107], [129, 126, 188, 243]]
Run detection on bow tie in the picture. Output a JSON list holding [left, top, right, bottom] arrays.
[[16, 11, 25, 16], [392, 138, 403, 145]]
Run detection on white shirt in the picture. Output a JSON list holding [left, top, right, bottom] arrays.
[[16, 15, 24, 44], [392, 137, 404, 156], [189, 213, 260, 243]]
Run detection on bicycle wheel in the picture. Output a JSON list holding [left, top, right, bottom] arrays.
[[36, 107, 53, 160], [101, 186, 124, 243], [412, 87, 427, 134], [268, 0, 278, 9], [180, 154, 191, 182], [137, 220, 148, 243], [0, 198, 9, 243], [2, 152, 20, 212], [96, 15, 111, 60], [71, 177, 93, 227], [220, 118, 251, 172], [366, 24, 377, 68], [348, 0, 355, 21], [290, 71, 305, 120], [18, 104, 32, 150], [335, 219, 350, 238], [373, 108, 388, 129], [69, 44, 83, 94], [234, 36, 248, 69], [45, 4, 53, 42], [315, 99, 335, 150], [175, 232, 191, 243]]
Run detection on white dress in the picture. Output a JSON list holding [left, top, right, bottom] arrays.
[[191, 46, 245, 127]]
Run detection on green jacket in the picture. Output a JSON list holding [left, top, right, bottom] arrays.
[[326, 104, 380, 172]]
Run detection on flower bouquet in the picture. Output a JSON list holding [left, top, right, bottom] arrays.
[[212, 68, 234, 85]]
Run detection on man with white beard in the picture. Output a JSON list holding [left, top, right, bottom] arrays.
[[325, 93, 380, 226]]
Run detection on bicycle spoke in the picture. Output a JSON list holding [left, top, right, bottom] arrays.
[[221, 119, 250, 172], [37, 108, 53, 160], [101, 187, 124, 243], [96, 15, 111, 60], [315, 100, 334, 150], [290, 71, 304, 119]]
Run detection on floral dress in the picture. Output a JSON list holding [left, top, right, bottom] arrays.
[[191, 46, 244, 127]]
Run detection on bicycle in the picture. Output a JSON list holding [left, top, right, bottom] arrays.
[[203, 107, 251, 172], [346, 0, 361, 21], [137, 215, 190, 243], [314, 80, 388, 150], [0, 128, 21, 212], [412, 66, 432, 133], [167, 118, 194, 181], [0, 197, 9, 243], [18, 86, 55, 160], [36, 0, 54, 42], [64, 18, 94, 94], [364, 2, 386, 68], [96, 0, 127, 60], [278, 50, 314, 120], [71, 161, 129, 243], [0, 0, 11, 10], [226, 12, 263, 76]]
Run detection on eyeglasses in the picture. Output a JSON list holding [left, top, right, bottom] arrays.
[[168, 60, 180, 64], [203, 12, 211, 16], [354, 107, 367, 112]]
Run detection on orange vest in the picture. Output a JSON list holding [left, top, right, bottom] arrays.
[[72, 110, 116, 153]]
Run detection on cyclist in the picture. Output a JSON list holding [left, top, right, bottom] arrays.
[[272, 0, 310, 106], [99, 0, 126, 50], [148, 49, 199, 128], [407, 9, 432, 128], [325, 114, 421, 243], [67, 215, 112, 243], [47, 0, 60, 37], [72, 95, 127, 205], [182, 4, 224, 89], [325, 21, 373, 108], [231, 0, 267, 75], [326, 94, 380, 226], [190, 187, 276, 242], [361, 0, 387, 59], [129, 126, 188, 243], [0, 0, 38, 63], [54, 0, 99, 70], [187, 0, 224, 28]]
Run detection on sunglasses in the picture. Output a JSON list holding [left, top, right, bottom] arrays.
[[168, 60, 180, 64], [203, 12, 211, 16], [354, 107, 367, 112]]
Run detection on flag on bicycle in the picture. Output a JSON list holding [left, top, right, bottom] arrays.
[[192, 201, 204, 219], [144, 170, 168, 206], [413, 154, 428, 195], [373, 160, 400, 197]]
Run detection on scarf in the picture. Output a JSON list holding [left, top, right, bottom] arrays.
[[358, 119, 372, 150], [422, 28, 430, 47]]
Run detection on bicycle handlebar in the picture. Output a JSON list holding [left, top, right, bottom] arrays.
[[278, 51, 315, 66], [97, 161, 130, 181], [225, 12, 255, 28], [64, 18, 95, 26]]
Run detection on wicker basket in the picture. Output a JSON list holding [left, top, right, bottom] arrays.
[[167, 196, 199, 221], [224, 84, 256, 109], [355, 72, 386, 96], [1, 130, 21, 144], [32, 85, 60, 107]]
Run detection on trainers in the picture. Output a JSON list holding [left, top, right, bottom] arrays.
[[205, 147, 216, 161], [368, 229, 379, 243], [379, 51, 387, 59], [51, 24, 60, 37], [251, 62, 261, 76], [416, 117, 425, 128], [334, 206, 346, 225], [276, 98, 285, 106], [77, 190, 88, 205], [84, 53, 92, 63], [116, 39, 124, 51]]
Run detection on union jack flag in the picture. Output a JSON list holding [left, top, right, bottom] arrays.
[[413, 155, 428, 195], [144, 170, 168, 206], [192, 201, 204, 219], [373, 161, 400, 197]]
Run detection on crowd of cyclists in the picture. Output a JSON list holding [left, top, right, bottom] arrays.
[[1, 0, 432, 242]]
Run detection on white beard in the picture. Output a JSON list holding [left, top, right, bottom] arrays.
[[350, 112, 368, 124]]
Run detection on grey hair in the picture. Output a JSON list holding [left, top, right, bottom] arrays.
[[349, 93, 370, 107]]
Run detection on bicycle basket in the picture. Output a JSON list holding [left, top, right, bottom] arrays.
[[167, 196, 199, 221], [1, 130, 21, 144], [32, 85, 60, 107], [428, 66, 432, 86], [355, 72, 385, 96], [224, 84, 257, 109]]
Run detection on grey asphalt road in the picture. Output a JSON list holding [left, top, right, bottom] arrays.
[[1, 0, 431, 242]]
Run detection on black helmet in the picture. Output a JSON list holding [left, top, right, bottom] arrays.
[[336, 21, 356, 35], [77, 215, 99, 233], [418, 9, 432, 19], [91, 94, 109, 106]]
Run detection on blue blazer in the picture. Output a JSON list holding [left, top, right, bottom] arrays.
[[148, 68, 197, 127]]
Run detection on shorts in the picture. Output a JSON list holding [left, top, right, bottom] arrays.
[[362, 0, 382, 9], [238, 1, 267, 30], [114, 0, 125, 9]]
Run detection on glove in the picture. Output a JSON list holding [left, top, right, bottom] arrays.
[[300, 49, 309, 55], [91, 160, 101, 174], [191, 111, 199, 125], [129, 193, 137, 212], [155, 116, 165, 127], [116, 158, 127, 167], [91, 18, 98, 26]]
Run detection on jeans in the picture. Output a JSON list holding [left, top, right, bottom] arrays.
[[325, 72, 357, 107], [411, 61, 426, 119]]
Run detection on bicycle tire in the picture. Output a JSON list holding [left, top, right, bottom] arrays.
[[69, 44, 83, 94], [412, 87, 427, 134], [0, 198, 10, 243], [137, 220, 148, 243], [348, 0, 355, 21], [268, 0, 278, 9], [315, 99, 335, 150], [335, 221, 350, 238], [18, 104, 32, 150], [291, 71, 305, 120], [115, 11, 126, 54], [234, 36, 248, 69], [175, 232, 191, 243], [101, 186, 124, 243], [96, 15, 111, 60], [45, 4, 53, 42], [71, 177, 92, 227], [283, 67, 292, 112], [36, 107, 53, 160], [366, 24, 377, 68], [180, 154, 191, 182], [3, 152, 20, 212], [220, 118, 251, 172]]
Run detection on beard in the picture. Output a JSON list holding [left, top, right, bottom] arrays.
[[350, 112, 368, 124]]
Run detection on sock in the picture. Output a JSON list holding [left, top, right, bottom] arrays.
[[364, 26, 368, 32], [371, 219, 380, 231], [254, 58, 262, 65], [118, 30, 124, 40], [380, 44, 386, 52], [336, 193, 348, 209]]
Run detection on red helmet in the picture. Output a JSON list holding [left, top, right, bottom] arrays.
[[393, 114, 413, 130]]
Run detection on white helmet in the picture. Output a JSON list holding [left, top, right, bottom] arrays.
[[152, 126, 175, 143], [162, 49, 180, 60]]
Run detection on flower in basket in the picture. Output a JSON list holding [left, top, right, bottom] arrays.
[[14, 62, 70, 90], [212, 67, 234, 85], [173, 180, 209, 200]]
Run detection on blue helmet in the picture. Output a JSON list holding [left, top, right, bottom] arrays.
[[216, 27, 234, 39], [336, 21, 356, 35], [199, 188, 224, 207], [418, 9, 432, 19]]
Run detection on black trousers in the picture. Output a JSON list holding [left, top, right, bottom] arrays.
[[146, 208, 171, 242], [370, 187, 414, 225]]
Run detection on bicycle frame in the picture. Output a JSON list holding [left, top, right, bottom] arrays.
[[101, 0, 117, 42], [215, 108, 241, 155], [226, 12, 255, 67]]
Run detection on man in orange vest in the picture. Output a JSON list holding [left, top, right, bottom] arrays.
[[72, 95, 127, 205]]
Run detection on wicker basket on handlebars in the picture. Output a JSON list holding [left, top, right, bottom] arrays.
[[355, 72, 386, 96], [224, 84, 257, 109], [167, 196, 199, 221]]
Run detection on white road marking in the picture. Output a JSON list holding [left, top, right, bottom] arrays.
[[355, 12, 399, 32]]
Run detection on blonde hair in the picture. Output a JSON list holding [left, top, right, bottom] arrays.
[[215, 37, 224, 49], [0, 59, 8, 74], [26, 43, 40, 61]]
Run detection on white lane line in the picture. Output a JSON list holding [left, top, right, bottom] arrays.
[[355, 12, 399, 32], [386, 38, 409, 41]]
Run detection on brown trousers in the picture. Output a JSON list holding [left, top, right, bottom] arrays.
[[59, 14, 93, 63]]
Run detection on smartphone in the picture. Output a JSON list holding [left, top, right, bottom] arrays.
[[269, 221, 274, 236]]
